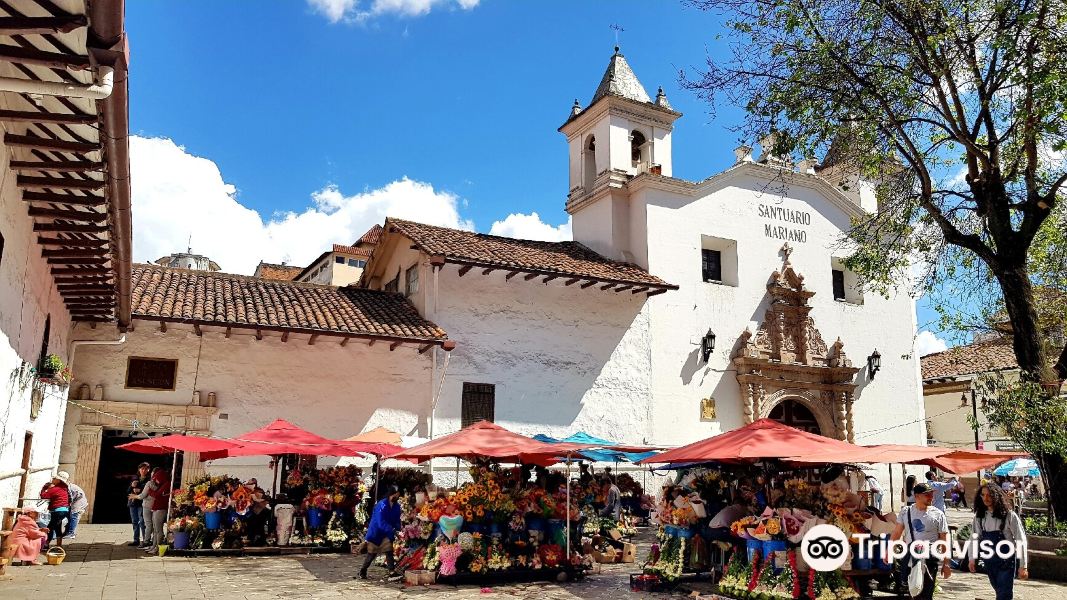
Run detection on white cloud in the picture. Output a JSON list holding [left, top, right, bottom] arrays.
[[308, 0, 479, 22], [915, 330, 949, 357], [130, 136, 471, 275], [488, 212, 571, 242]]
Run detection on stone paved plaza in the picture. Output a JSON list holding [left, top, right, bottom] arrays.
[[3, 521, 1066, 600]]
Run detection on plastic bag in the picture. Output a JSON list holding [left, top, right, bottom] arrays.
[[908, 559, 927, 597]]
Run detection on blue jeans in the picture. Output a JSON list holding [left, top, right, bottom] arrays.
[[986, 561, 1015, 600], [47, 510, 69, 544], [130, 504, 146, 543], [67, 511, 82, 537]]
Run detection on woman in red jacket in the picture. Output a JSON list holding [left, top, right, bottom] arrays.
[[145, 469, 171, 550], [40, 475, 70, 547]]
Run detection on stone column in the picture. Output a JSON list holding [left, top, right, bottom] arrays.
[[834, 391, 848, 441], [844, 392, 856, 443], [74, 425, 103, 523], [743, 383, 755, 424]]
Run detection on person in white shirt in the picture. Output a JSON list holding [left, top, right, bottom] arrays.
[[705, 499, 751, 542], [55, 471, 88, 540], [865, 474, 884, 511], [969, 483, 1028, 600], [889, 483, 951, 600]]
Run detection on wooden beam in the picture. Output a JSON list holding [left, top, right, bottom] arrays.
[[0, 109, 96, 125], [482, 268, 495, 275], [225, 327, 232, 339], [0, 15, 88, 35], [48, 256, 108, 265], [54, 276, 112, 284], [159, 322, 167, 333], [600, 283, 616, 291], [38, 237, 108, 247], [27, 207, 106, 222], [646, 288, 669, 297], [255, 329, 263, 341], [18, 175, 105, 190], [457, 265, 472, 277], [0, 43, 90, 70], [71, 316, 112, 322], [523, 273, 538, 281], [613, 285, 633, 293], [51, 266, 108, 275], [11, 160, 103, 173], [280, 331, 289, 343], [340, 337, 350, 347], [630, 287, 649, 294], [194, 324, 202, 337], [42, 248, 107, 258], [23, 190, 105, 206], [368, 339, 377, 347], [5, 133, 99, 153], [308, 334, 318, 346], [505, 271, 519, 281], [419, 344, 433, 354], [565, 278, 581, 286], [542, 275, 558, 284], [64, 303, 113, 310], [35, 223, 108, 233], [58, 283, 112, 292], [389, 341, 402, 351], [580, 280, 598, 289]]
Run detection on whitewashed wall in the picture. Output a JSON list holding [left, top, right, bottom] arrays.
[[0, 77, 75, 508], [62, 322, 434, 489]]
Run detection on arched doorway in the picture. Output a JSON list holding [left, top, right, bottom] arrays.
[[768, 399, 821, 435]]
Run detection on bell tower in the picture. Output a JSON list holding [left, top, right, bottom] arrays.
[[559, 47, 681, 262]]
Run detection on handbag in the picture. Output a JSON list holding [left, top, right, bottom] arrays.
[[905, 507, 926, 597]]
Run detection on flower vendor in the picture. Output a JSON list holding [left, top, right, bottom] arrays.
[[359, 485, 402, 580]]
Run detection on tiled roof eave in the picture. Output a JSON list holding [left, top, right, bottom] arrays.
[[131, 313, 449, 345], [440, 256, 677, 291]]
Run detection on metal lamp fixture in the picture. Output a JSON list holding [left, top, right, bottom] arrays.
[[867, 349, 882, 379], [701, 329, 716, 363]]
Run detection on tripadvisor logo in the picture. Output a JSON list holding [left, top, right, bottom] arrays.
[[800, 524, 1026, 572]]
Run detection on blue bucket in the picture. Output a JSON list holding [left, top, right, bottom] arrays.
[[853, 555, 873, 570], [763, 540, 788, 572], [527, 517, 546, 531], [307, 508, 325, 529], [746, 538, 763, 563], [665, 525, 694, 539], [204, 511, 222, 530], [172, 531, 190, 550]]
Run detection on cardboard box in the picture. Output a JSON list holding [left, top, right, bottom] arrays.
[[607, 528, 623, 541], [621, 542, 636, 563], [592, 547, 619, 563]]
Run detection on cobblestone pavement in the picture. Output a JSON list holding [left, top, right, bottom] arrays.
[[2, 523, 1064, 599]]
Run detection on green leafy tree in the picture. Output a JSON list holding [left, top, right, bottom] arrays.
[[683, 0, 1066, 513]]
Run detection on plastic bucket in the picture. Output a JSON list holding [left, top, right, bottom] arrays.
[[746, 538, 763, 563], [763, 540, 788, 573], [307, 508, 324, 529], [172, 531, 191, 550], [204, 511, 222, 530], [853, 555, 873, 570]]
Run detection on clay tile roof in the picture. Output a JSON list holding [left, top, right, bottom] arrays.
[[332, 244, 373, 257], [387, 218, 675, 289], [255, 262, 302, 281], [357, 224, 384, 246], [131, 264, 447, 342], [920, 340, 1018, 381]]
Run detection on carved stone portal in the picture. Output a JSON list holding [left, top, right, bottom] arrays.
[[734, 257, 860, 440]]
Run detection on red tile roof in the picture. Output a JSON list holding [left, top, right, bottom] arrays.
[[920, 340, 1018, 380], [131, 264, 447, 343], [387, 218, 675, 289], [357, 224, 384, 246], [332, 244, 373, 257], [254, 262, 302, 281]]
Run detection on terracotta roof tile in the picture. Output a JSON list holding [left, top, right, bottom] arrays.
[[254, 262, 302, 281], [387, 218, 675, 289], [332, 244, 373, 257], [357, 224, 384, 246], [921, 340, 1017, 380], [131, 264, 447, 342]]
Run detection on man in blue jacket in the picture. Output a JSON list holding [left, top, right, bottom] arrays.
[[359, 486, 402, 580]]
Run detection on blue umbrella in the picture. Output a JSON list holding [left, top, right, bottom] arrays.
[[993, 458, 1039, 477]]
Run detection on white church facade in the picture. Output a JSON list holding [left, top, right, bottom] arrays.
[[57, 48, 927, 521]]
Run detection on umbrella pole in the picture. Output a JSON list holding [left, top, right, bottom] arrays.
[[888, 463, 895, 513], [566, 454, 572, 556], [373, 459, 380, 502], [272, 455, 280, 498], [165, 449, 178, 537], [454, 457, 460, 491]]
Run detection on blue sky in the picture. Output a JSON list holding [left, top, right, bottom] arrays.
[[124, 0, 947, 351]]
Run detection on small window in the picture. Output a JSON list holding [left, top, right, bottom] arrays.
[[384, 276, 399, 293], [335, 256, 345, 264], [461, 383, 496, 428], [832, 269, 846, 301], [125, 357, 179, 391], [405, 265, 419, 297], [702, 249, 722, 282], [37, 315, 50, 370], [348, 258, 366, 268]]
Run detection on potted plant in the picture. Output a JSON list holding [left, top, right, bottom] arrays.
[[35, 354, 71, 385]]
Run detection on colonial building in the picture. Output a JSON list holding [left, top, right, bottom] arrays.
[[154, 248, 220, 272], [293, 225, 381, 286], [0, 1, 132, 513], [61, 48, 928, 519]]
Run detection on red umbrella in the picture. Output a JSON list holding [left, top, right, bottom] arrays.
[[199, 419, 386, 460], [638, 418, 859, 464], [787, 444, 1029, 474], [386, 421, 591, 465], [117, 434, 240, 454]]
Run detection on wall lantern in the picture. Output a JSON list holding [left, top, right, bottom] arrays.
[[867, 349, 882, 379], [701, 329, 716, 363]]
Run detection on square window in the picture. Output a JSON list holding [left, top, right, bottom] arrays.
[[830, 259, 863, 304], [700, 235, 738, 286], [384, 276, 399, 293], [461, 383, 495, 428], [335, 256, 345, 264], [405, 265, 419, 297], [125, 357, 179, 390]]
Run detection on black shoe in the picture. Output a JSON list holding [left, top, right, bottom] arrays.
[[356, 570, 368, 580], [127, 541, 140, 546]]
